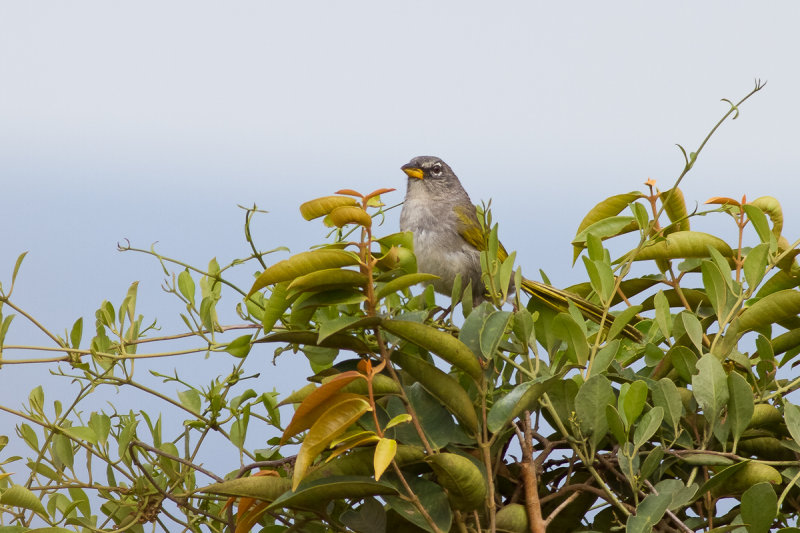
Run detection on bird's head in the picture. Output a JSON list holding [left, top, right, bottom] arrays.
[[401, 156, 458, 183]]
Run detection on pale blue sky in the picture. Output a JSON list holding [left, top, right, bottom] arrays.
[[2, 2, 800, 411]]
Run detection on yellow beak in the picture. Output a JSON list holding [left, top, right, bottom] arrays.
[[401, 166, 424, 180]]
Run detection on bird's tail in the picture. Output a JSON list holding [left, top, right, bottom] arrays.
[[520, 278, 643, 342]]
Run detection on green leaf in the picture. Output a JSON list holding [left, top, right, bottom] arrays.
[[385, 476, 451, 533], [69, 317, 83, 349], [52, 433, 74, 470], [383, 319, 482, 380], [318, 316, 381, 343], [743, 204, 772, 244], [748, 196, 782, 236], [619, 380, 648, 430], [606, 404, 627, 445], [679, 312, 704, 353], [740, 482, 777, 533], [607, 305, 643, 342], [427, 453, 487, 511], [727, 372, 754, 453], [0, 484, 46, 515], [224, 334, 252, 358], [479, 311, 513, 359], [633, 407, 663, 450], [701, 260, 729, 321], [11, 251, 28, 286], [288, 268, 368, 294], [62, 426, 98, 445], [589, 339, 620, 377], [88, 413, 111, 445], [391, 351, 479, 435], [572, 215, 637, 246], [652, 378, 683, 435], [659, 187, 690, 232], [202, 474, 291, 501], [340, 498, 387, 533], [573, 192, 643, 263], [694, 461, 748, 500], [261, 281, 291, 333], [487, 376, 557, 433], [653, 291, 672, 339], [784, 402, 800, 449], [270, 475, 396, 512], [575, 375, 614, 452], [385, 414, 412, 430], [744, 243, 770, 290], [669, 345, 698, 383], [624, 231, 733, 262], [692, 354, 729, 428], [736, 289, 800, 333], [255, 330, 371, 354], [375, 272, 439, 300], [178, 389, 202, 414], [553, 312, 590, 366], [625, 490, 671, 533], [177, 269, 196, 306]]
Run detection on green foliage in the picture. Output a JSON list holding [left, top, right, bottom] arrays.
[[4, 80, 800, 532]]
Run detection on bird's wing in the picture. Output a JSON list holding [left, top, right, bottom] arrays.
[[453, 204, 510, 261]]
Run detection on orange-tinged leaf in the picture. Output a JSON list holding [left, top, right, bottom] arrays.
[[328, 206, 372, 228], [293, 397, 372, 490], [248, 250, 360, 296], [235, 501, 270, 533], [706, 197, 741, 207], [373, 438, 397, 481], [299, 196, 358, 221], [282, 372, 365, 443], [335, 189, 364, 197]]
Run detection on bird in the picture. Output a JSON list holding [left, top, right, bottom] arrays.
[[399, 155, 642, 342]]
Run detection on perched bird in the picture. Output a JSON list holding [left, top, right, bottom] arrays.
[[399, 155, 641, 341]]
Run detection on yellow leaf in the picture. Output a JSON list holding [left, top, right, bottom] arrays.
[[328, 206, 372, 228], [373, 438, 397, 481], [299, 196, 358, 220], [248, 250, 359, 297], [292, 397, 372, 490]]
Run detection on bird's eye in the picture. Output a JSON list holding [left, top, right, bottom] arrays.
[[431, 164, 442, 175]]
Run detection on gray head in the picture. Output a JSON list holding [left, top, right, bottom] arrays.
[[400, 156, 461, 187], [400, 155, 472, 212]]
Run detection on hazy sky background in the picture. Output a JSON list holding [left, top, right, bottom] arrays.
[[1, 1, 800, 460]]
